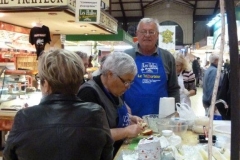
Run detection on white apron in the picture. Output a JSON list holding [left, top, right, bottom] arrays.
[[178, 72, 191, 107]]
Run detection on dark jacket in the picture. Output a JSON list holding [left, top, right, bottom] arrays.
[[192, 59, 200, 76], [78, 75, 124, 157], [3, 94, 113, 160]]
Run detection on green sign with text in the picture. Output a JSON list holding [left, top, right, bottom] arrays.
[[79, 9, 98, 22]]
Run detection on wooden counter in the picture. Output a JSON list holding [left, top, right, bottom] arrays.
[[114, 120, 231, 160]]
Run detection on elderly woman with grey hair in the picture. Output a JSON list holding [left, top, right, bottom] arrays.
[[4, 49, 113, 160], [78, 52, 144, 156]]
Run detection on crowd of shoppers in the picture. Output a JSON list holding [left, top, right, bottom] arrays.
[[3, 16, 229, 160]]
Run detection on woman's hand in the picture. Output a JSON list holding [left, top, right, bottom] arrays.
[[129, 114, 143, 124], [125, 124, 144, 138]]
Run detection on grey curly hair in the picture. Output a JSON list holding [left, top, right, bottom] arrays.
[[101, 52, 137, 76]]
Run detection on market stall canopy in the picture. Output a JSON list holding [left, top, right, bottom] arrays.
[[0, 0, 117, 35], [66, 29, 134, 46]]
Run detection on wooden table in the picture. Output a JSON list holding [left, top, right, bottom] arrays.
[[114, 120, 231, 160]]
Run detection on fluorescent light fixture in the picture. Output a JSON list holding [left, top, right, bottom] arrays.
[[114, 45, 133, 50], [97, 45, 133, 51], [206, 13, 226, 27]]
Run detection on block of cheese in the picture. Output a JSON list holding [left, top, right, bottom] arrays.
[[138, 136, 161, 160]]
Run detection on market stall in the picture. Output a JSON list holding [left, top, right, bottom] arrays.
[[114, 120, 231, 160]]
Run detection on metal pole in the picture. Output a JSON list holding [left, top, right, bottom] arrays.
[[224, 0, 240, 159]]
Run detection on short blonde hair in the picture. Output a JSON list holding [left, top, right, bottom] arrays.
[[38, 49, 84, 94], [175, 53, 190, 71]]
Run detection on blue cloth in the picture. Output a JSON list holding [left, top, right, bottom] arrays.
[[123, 49, 168, 117], [117, 104, 130, 128]]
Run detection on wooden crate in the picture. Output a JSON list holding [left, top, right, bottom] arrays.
[[15, 56, 38, 72]]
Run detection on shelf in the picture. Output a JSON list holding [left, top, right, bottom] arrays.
[[7, 80, 27, 83], [7, 91, 26, 95]]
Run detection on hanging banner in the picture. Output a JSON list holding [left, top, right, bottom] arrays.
[[159, 25, 176, 53], [75, 0, 101, 23]]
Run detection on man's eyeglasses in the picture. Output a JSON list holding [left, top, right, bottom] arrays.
[[117, 75, 134, 86], [138, 30, 158, 36]]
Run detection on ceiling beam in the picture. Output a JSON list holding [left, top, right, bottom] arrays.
[[108, 0, 112, 15], [107, 9, 142, 11], [193, 0, 198, 17], [193, 15, 214, 21], [140, 0, 145, 17], [111, 1, 151, 4], [144, 0, 159, 8], [119, 0, 127, 31], [213, 0, 220, 15], [115, 16, 143, 22], [180, 0, 194, 6]]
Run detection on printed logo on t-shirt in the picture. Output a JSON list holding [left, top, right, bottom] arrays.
[[137, 62, 161, 84], [122, 114, 130, 127], [141, 62, 158, 73], [36, 38, 44, 45]]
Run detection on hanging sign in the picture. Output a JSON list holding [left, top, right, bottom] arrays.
[[99, 12, 118, 34], [75, 0, 101, 24]]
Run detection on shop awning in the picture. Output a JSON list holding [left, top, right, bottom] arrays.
[[66, 29, 134, 46]]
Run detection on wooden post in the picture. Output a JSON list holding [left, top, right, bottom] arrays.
[[225, 0, 240, 159], [207, 0, 225, 159]]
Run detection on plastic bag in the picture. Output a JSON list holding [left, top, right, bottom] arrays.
[[176, 103, 196, 128]]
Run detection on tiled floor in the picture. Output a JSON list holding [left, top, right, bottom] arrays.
[[0, 87, 205, 159]]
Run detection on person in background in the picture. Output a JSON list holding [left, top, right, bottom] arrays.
[[75, 51, 92, 81], [202, 61, 210, 78], [202, 53, 220, 116], [92, 55, 108, 77], [78, 52, 144, 156], [175, 53, 196, 107], [3, 49, 113, 160], [223, 59, 230, 71], [192, 57, 201, 87], [123, 17, 180, 117], [88, 55, 93, 68]]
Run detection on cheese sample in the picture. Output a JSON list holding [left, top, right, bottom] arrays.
[[138, 136, 161, 160]]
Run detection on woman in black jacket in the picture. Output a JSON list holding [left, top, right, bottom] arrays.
[[3, 49, 113, 160]]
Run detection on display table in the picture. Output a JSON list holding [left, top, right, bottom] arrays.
[[114, 120, 231, 160], [0, 92, 42, 148]]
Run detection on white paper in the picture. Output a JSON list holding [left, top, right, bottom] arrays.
[[159, 97, 175, 117]]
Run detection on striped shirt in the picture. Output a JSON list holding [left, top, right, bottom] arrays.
[[180, 70, 196, 91]]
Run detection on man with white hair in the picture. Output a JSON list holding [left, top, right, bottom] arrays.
[[123, 18, 180, 117], [202, 53, 220, 115]]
